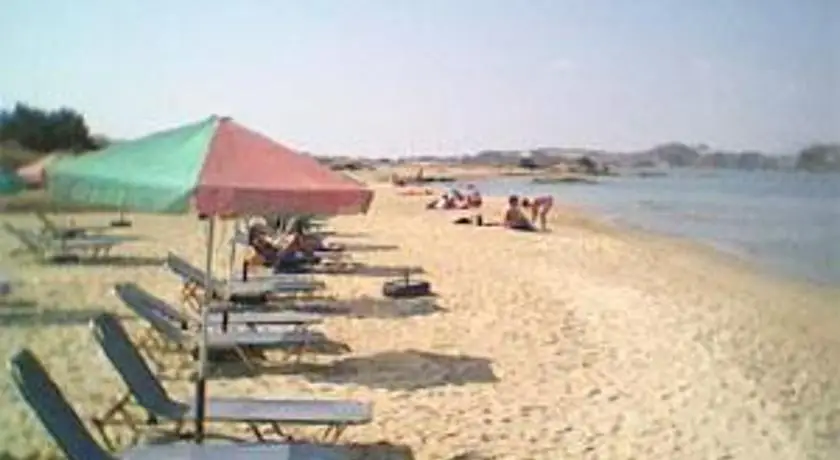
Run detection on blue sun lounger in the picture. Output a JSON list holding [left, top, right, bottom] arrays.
[[7, 349, 349, 460], [165, 252, 325, 309], [114, 282, 346, 369], [90, 314, 371, 447], [3, 222, 131, 261], [115, 283, 324, 331]]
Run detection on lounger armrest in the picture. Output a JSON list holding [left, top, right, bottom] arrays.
[[205, 302, 238, 314]]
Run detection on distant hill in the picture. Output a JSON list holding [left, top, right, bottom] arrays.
[[795, 144, 840, 172], [451, 142, 840, 173], [313, 142, 839, 174]]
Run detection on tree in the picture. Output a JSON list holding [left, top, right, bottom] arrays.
[[0, 103, 96, 153]]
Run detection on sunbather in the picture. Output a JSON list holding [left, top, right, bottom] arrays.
[[522, 195, 554, 231], [465, 184, 483, 225], [503, 195, 537, 232], [245, 224, 321, 272], [426, 190, 470, 210], [288, 219, 344, 252]]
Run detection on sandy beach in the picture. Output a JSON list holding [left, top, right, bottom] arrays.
[[1, 182, 840, 459]]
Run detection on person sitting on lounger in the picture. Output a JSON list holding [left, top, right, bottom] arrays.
[[246, 223, 321, 271], [287, 219, 344, 252], [503, 195, 537, 232], [521, 195, 554, 231]]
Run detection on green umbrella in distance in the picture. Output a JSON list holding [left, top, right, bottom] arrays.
[[0, 167, 25, 195]]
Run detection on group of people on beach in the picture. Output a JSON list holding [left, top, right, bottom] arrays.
[[426, 184, 554, 232], [426, 184, 483, 211], [503, 194, 554, 232]]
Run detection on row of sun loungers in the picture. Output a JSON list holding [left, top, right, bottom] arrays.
[[33, 211, 113, 239], [5, 220, 385, 458], [10, 341, 367, 459], [115, 282, 337, 370], [89, 314, 371, 446], [8, 261, 371, 459], [3, 216, 137, 263]]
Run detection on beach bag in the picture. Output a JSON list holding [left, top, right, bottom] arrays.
[[383, 270, 431, 298]]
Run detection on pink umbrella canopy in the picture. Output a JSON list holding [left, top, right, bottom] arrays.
[[196, 117, 373, 216]]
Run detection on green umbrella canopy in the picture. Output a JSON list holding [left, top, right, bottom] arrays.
[[46, 117, 217, 213], [0, 167, 25, 195]]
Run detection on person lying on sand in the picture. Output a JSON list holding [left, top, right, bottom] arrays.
[[503, 195, 537, 232], [427, 192, 462, 210], [522, 195, 554, 231]]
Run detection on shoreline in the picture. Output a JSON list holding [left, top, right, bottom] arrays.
[[394, 169, 838, 289], [424, 189, 840, 295]]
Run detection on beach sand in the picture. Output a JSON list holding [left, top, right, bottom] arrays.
[[1, 185, 839, 459]]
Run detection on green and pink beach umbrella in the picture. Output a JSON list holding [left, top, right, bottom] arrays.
[[46, 115, 373, 215], [45, 115, 373, 441]]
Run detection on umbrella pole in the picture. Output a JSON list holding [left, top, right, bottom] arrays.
[[228, 219, 238, 282], [195, 216, 215, 443]]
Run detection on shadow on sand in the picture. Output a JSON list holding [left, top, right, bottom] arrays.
[[321, 231, 369, 239], [337, 264, 425, 278], [341, 243, 400, 252], [0, 304, 134, 327], [295, 296, 445, 319], [41, 255, 167, 268], [304, 349, 499, 391], [206, 338, 354, 380], [143, 432, 417, 460]]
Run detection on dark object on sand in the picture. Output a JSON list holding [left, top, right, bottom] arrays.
[[51, 253, 81, 264], [453, 214, 483, 226], [110, 218, 133, 227], [110, 211, 133, 227], [0, 272, 10, 296], [532, 176, 597, 185], [383, 270, 431, 298], [404, 176, 456, 185]]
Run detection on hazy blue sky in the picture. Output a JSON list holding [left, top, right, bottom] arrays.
[[2, 0, 837, 156]]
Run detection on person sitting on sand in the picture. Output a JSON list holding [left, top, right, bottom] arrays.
[[465, 184, 483, 224], [503, 195, 537, 232], [521, 195, 554, 231]]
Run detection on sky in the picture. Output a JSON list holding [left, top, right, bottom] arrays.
[[1, 0, 838, 157]]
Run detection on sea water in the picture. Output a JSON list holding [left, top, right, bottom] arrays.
[[459, 170, 840, 286]]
